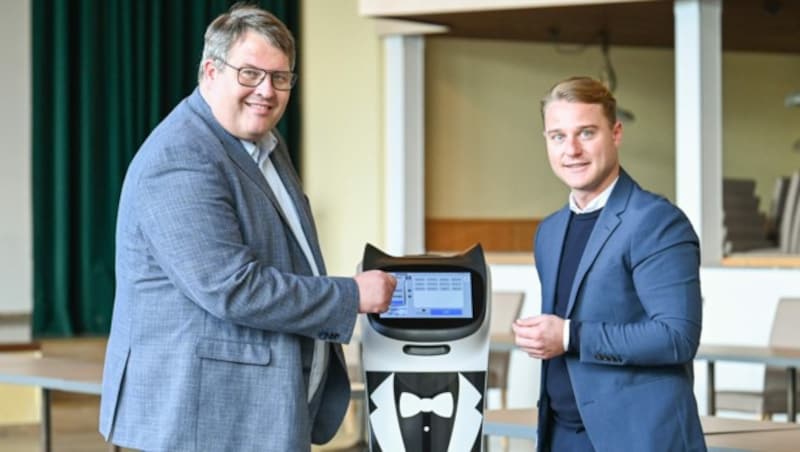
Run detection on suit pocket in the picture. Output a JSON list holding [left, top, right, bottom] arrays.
[[195, 337, 271, 365]]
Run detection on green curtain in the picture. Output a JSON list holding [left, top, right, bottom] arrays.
[[32, 0, 301, 337]]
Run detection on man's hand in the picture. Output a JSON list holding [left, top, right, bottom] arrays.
[[354, 270, 396, 314], [512, 314, 566, 360]]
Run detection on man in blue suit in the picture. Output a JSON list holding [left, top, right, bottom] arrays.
[[513, 76, 706, 451], [99, 5, 395, 451]]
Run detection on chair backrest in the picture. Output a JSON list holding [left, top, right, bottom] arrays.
[[766, 176, 790, 242], [490, 291, 525, 335], [762, 297, 800, 414], [487, 291, 525, 395], [770, 297, 800, 348], [779, 171, 800, 253], [789, 178, 800, 253]]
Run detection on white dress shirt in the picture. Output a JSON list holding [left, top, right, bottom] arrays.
[[562, 176, 620, 351]]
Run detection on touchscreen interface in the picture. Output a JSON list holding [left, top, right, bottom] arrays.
[[380, 272, 473, 319]]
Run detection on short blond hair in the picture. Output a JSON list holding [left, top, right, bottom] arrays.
[[541, 76, 617, 127]]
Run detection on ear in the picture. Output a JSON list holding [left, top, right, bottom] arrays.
[[612, 120, 623, 147], [201, 59, 219, 81]]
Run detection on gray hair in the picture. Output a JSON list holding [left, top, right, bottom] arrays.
[[197, 3, 296, 82]]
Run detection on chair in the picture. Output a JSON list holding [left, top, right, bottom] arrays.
[[488, 291, 525, 410], [788, 172, 800, 254], [715, 298, 800, 420], [765, 176, 789, 244], [721, 178, 772, 253], [779, 171, 800, 253]]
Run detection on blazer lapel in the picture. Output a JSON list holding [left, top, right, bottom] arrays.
[[540, 207, 571, 315], [565, 171, 633, 317], [186, 90, 275, 198], [268, 134, 327, 275], [185, 89, 305, 248]]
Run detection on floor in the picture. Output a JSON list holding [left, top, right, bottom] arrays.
[[0, 393, 128, 452], [0, 337, 127, 452], [0, 337, 534, 451], [0, 394, 532, 452]]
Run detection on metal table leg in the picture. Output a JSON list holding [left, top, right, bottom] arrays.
[[41, 388, 51, 452], [788, 367, 797, 422], [707, 360, 716, 416]]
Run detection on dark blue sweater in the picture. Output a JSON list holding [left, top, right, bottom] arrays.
[[545, 209, 600, 429]]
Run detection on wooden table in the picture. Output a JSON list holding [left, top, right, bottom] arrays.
[[0, 354, 108, 452], [705, 427, 800, 452], [0, 353, 368, 452], [701, 416, 800, 435], [483, 408, 537, 440], [696, 344, 800, 422], [483, 408, 800, 451]]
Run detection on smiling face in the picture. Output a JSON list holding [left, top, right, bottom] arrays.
[[200, 30, 291, 142], [543, 100, 622, 208]]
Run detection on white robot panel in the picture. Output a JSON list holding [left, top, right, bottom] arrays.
[[360, 244, 491, 452]]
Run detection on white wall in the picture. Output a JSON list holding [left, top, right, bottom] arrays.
[[301, 0, 386, 276], [1, 0, 384, 316], [491, 263, 800, 415], [0, 0, 32, 315], [695, 266, 800, 416], [425, 38, 800, 219]]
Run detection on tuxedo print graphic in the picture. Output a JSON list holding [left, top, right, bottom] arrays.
[[367, 371, 485, 452]]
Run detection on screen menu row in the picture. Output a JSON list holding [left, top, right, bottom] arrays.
[[380, 271, 473, 319]]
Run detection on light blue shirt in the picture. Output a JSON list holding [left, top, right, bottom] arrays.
[[241, 133, 327, 402]]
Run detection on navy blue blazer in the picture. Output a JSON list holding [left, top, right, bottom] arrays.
[[534, 170, 707, 451]]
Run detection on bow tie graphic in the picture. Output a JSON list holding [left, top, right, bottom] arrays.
[[399, 392, 454, 418]]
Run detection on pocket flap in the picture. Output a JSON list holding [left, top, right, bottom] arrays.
[[195, 338, 271, 365]]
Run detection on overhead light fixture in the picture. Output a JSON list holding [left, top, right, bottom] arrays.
[[548, 28, 635, 123], [786, 91, 800, 108], [786, 89, 799, 151], [599, 32, 635, 123]]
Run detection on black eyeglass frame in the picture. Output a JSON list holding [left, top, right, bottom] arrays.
[[218, 59, 297, 91]]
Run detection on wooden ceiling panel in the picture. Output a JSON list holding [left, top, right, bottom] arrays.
[[376, 0, 800, 53]]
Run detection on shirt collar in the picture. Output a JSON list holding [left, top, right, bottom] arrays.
[[569, 176, 619, 214], [240, 131, 278, 164]]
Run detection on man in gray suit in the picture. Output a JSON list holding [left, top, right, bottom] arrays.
[[99, 5, 395, 451]]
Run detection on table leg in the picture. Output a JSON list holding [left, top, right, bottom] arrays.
[[707, 360, 716, 416], [788, 367, 797, 422], [41, 388, 51, 452]]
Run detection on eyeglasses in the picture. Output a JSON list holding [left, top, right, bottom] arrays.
[[219, 60, 297, 91]]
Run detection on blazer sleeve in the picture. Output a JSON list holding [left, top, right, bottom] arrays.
[[132, 143, 359, 341], [578, 201, 702, 367]]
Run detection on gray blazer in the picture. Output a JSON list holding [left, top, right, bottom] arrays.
[[99, 88, 359, 451]]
